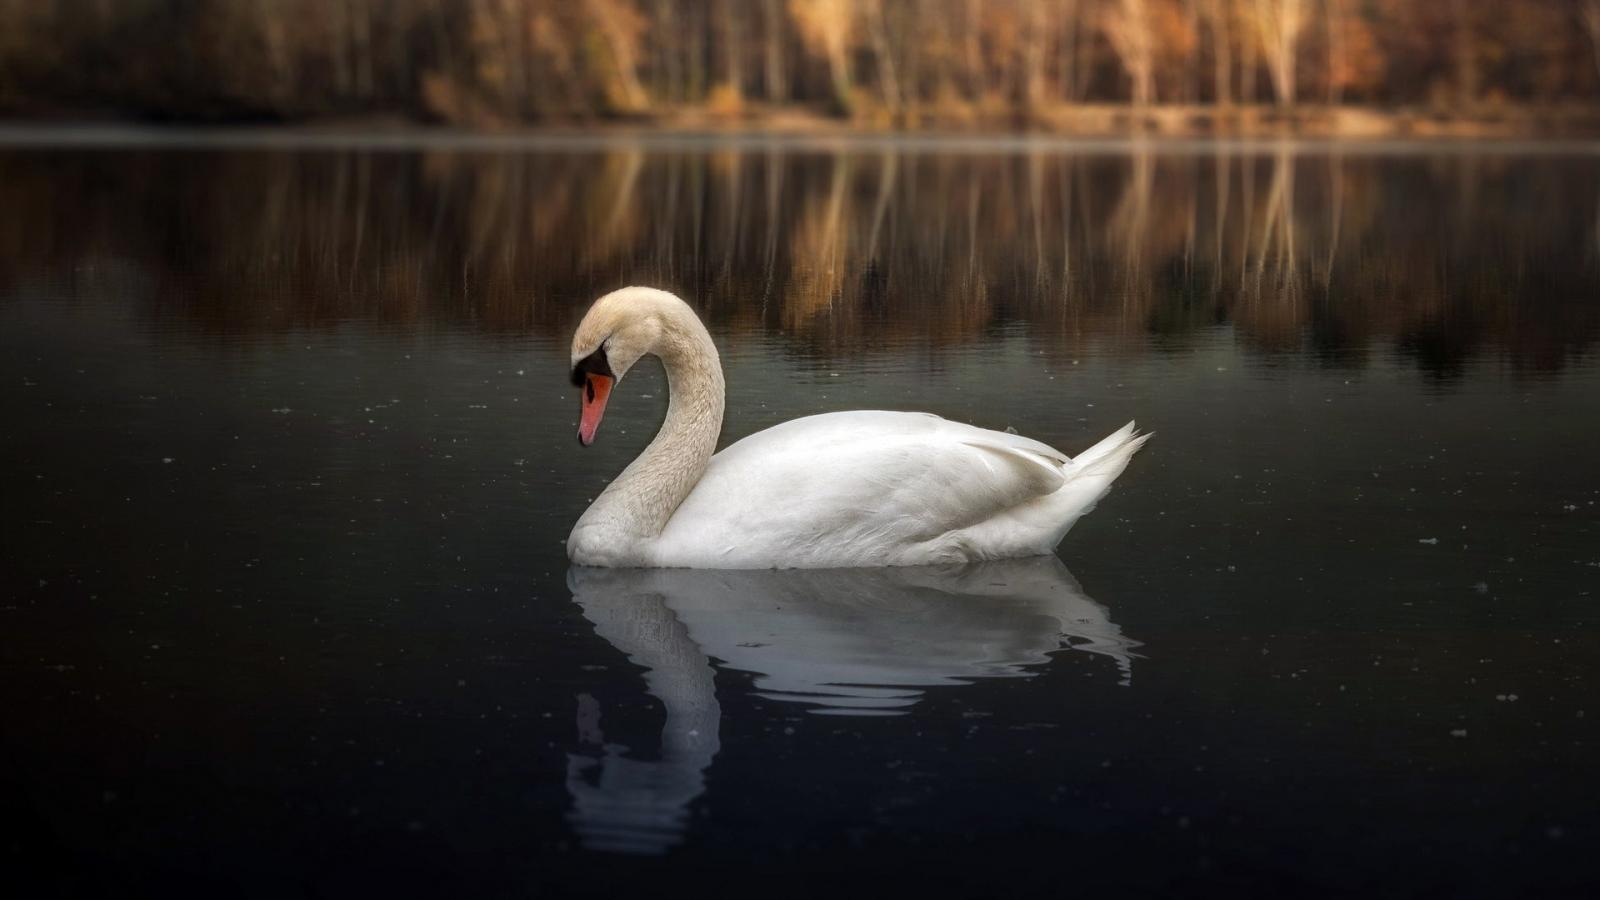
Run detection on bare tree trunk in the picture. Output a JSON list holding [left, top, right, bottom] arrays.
[[493, 0, 526, 116], [388, 0, 409, 99], [764, 0, 785, 101], [687, 1, 705, 99], [527, 2, 585, 115], [1104, 0, 1154, 107], [332, 0, 352, 98], [791, 0, 855, 112], [430, 5, 455, 87], [1058, 0, 1081, 101], [1025, 1, 1049, 111], [1240, 0, 1257, 103], [824, 11, 853, 112], [1251, 0, 1304, 106], [720, 0, 742, 97], [1585, 1, 1600, 87], [865, 0, 901, 113], [906, 0, 923, 119], [1184, 0, 1201, 104], [966, 0, 984, 100], [1451, 0, 1476, 107], [1074, 0, 1093, 100], [351, 0, 373, 100], [1326, 0, 1344, 104], [258, 0, 293, 106], [589, 0, 650, 111], [1209, 0, 1231, 105], [655, 0, 679, 103]]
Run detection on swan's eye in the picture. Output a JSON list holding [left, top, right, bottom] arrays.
[[571, 344, 614, 387]]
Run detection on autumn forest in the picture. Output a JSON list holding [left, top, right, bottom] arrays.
[[3, 1, 1600, 130]]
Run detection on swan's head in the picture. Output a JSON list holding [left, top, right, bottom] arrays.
[[569, 287, 691, 446]]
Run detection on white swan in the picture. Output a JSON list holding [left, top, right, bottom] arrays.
[[567, 286, 1149, 568]]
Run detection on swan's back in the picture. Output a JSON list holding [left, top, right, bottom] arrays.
[[651, 411, 1148, 568]]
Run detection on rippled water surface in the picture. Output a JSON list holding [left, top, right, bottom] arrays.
[[3, 135, 1599, 895]]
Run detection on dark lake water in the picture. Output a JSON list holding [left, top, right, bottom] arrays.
[[3, 133, 1599, 896]]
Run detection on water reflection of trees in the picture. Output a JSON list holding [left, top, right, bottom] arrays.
[[0, 145, 1596, 374]]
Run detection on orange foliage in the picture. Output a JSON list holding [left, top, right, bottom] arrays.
[[0, 0, 1596, 123]]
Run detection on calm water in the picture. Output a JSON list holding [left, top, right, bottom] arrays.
[[3, 134, 1599, 896]]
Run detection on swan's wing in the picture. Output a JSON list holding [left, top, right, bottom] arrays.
[[654, 412, 1074, 567]]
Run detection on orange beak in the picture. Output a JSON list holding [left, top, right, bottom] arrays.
[[578, 373, 613, 446]]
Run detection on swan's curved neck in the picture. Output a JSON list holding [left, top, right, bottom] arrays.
[[582, 313, 725, 552]]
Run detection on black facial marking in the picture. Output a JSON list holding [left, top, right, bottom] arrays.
[[570, 343, 613, 387]]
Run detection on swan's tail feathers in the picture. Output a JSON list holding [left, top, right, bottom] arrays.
[[1071, 420, 1152, 472], [1040, 422, 1151, 551]]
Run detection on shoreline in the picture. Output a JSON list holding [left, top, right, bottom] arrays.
[[4, 104, 1600, 152]]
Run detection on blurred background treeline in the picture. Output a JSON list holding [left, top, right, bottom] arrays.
[[2, 1, 1600, 131]]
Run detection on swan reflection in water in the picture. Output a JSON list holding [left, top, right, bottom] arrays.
[[563, 556, 1139, 854]]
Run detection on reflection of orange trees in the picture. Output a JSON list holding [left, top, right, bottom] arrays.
[[774, 151, 999, 348], [1104, 147, 1156, 266], [782, 154, 851, 332], [1234, 145, 1309, 351], [0, 146, 1595, 373], [1594, 178, 1600, 261]]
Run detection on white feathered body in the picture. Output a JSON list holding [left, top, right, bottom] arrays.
[[572, 410, 1147, 568]]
